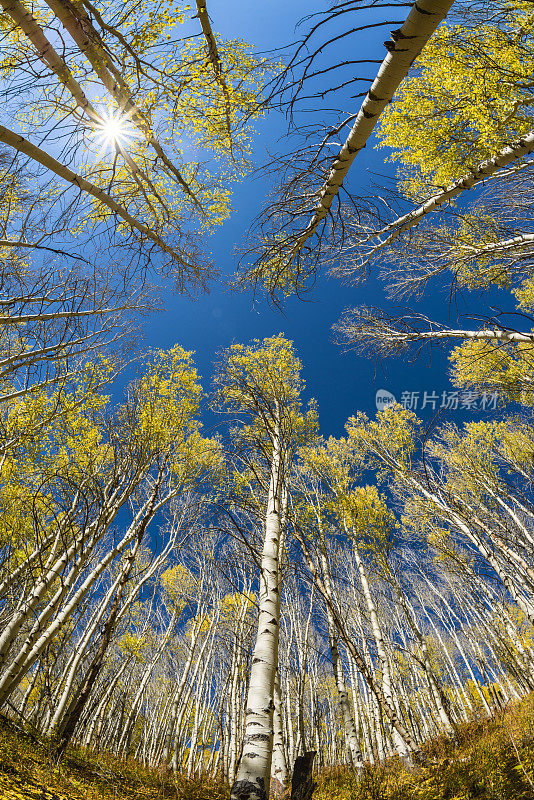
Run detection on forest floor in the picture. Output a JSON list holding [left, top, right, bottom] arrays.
[[0, 696, 533, 800], [316, 693, 534, 800], [0, 715, 227, 800]]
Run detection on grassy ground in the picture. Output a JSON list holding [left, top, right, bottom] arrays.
[[0, 716, 228, 800], [0, 696, 533, 799], [316, 695, 534, 800]]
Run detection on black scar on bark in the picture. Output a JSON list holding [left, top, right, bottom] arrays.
[[390, 28, 416, 42], [244, 733, 270, 743], [230, 777, 268, 800], [414, 2, 434, 15], [383, 41, 409, 52], [367, 90, 382, 103]]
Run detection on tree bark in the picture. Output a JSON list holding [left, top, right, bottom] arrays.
[[362, 129, 534, 266], [289, 0, 454, 256], [319, 548, 362, 768], [53, 535, 142, 758], [230, 411, 283, 800]]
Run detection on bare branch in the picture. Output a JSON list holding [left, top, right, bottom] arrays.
[[334, 306, 534, 358], [239, 0, 454, 300]]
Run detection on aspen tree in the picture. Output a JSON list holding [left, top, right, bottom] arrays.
[[290, 523, 421, 757], [46, 553, 153, 740], [214, 334, 316, 800], [376, 3, 534, 197], [170, 608, 220, 773], [0, 153, 150, 406], [238, 0, 454, 300], [292, 457, 364, 766], [326, 6, 534, 412], [114, 567, 191, 756], [335, 306, 534, 357], [0, 346, 221, 713], [0, 0, 269, 281], [320, 550, 363, 769], [271, 669, 289, 794], [298, 439, 416, 756], [271, 495, 290, 795], [52, 533, 146, 758], [213, 583, 256, 782], [341, 3, 534, 272], [347, 407, 534, 625]]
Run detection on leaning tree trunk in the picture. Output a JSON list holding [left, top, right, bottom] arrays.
[[398, 591, 456, 738], [53, 533, 144, 758], [230, 411, 283, 800], [348, 532, 411, 758], [363, 129, 534, 267], [288, 0, 455, 254], [53, 593, 123, 757]]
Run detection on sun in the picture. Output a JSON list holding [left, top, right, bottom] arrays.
[[92, 107, 137, 153], [101, 116, 125, 143]]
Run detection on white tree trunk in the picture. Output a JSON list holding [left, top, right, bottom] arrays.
[[230, 413, 283, 800], [363, 129, 534, 265], [320, 548, 362, 768], [291, 0, 454, 254], [349, 535, 411, 757], [270, 669, 289, 796]]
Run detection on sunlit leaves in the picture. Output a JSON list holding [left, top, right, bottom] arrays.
[[161, 564, 198, 616], [130, 345, 202, 451], [449, 337, 534, 405], [345, 406, 420, 476], [376, 6, 534, 197], [213, 333, 306, 417]]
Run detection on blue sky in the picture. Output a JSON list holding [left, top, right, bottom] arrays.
[[134, 0, 504, 438]]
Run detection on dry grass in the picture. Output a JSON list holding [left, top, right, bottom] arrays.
[[316, 695, 534, 800], [2, 696, 534, 800], [0, 716, 228, 800]]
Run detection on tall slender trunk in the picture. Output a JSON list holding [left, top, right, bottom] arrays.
[[47, 578, 122, 737], [319, 547, 362, 768], [160, 612, 205, 764], [292, 528, 421, 756], [83, 658, 131, 750], [230, 411, 283, 800], [270, 669, 289, 796], [397, 591, 456, 738], [53, 535, 142, 758], [349, 533, 411, 757], [117, 605, 178, 756], [284, 670, 295, 768]]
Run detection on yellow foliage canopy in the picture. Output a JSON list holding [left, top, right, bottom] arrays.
[[376, 6, 534, 197]]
